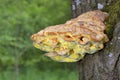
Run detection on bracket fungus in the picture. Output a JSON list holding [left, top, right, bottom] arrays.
[[31, 10, 109, 62]]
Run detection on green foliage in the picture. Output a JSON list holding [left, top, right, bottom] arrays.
[[0, 0, 71, 67], [0, 68, 77, 80]]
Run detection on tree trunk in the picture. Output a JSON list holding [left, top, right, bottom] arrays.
[[71, 0, 120, 80], [14, 26, 20, 80]]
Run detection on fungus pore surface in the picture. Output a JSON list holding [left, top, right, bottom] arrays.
[[31, 10, 109, 62]]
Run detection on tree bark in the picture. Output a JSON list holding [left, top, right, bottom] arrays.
[[71, 0, 120, 80]]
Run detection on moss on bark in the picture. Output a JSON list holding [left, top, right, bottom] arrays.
[[104, 0, 120, 38]]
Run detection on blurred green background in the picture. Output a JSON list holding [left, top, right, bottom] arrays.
[[0, 0, 78, 80]]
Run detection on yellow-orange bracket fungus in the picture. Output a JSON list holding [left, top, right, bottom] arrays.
[[31, 10, 109, 62]]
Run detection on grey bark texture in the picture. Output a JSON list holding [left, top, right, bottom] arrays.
[[71, 0, 120, 80]]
